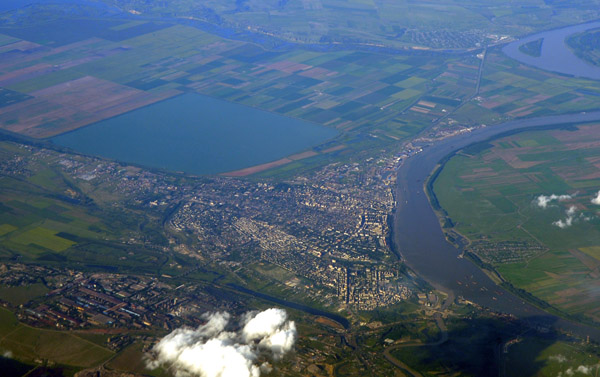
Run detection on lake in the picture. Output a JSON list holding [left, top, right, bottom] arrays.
[[51, 93, 338, 175]]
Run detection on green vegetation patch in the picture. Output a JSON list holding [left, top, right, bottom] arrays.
[[505, 337, 600, 377], [519, 38, 544, 57], [578, 246, 600, 261], [0, 284, 49, 306], [567, 28, 600, 67], [107, 342, 166, 376], [0, 88, 32, 108], [434, 124, 600, 321], [0, 224, 17, 236], [12, 227, 76, 252], [0, 308, 113, 368]]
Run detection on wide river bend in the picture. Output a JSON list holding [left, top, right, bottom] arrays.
[[395, 20, 600, 339], [503, 20, 600, 80], [394, 111, 600, 339]]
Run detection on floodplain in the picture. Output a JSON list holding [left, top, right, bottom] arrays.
[[434, 123, 600, 324]]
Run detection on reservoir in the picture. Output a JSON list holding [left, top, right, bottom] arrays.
[[51, 93, 338, 175]]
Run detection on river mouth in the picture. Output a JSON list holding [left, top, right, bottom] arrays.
[[51, 93, 338, 175]]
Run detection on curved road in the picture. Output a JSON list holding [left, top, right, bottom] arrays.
[[393, 111, 600, 341]]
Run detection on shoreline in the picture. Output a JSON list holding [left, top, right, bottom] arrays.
[[392, 112, 600, 341]]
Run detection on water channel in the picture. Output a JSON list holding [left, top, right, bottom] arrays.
[[503, 20, 600, 80]]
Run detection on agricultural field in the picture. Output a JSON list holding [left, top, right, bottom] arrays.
[[106, 342, 166, 377], [0, 11, 469, 172], [0, 141, 108, 261], [505, 337, 600, 377], [0, 141, 172, 274], [0, 15, 453, 143], [0, 283, 48, 306], [388, 300, 600, 377], [100, 0, 600, 49], [0, 11, 600, 176], [449, 47, 600, 124], [434, 123, 600, 323], [0, 308, 114, 369]]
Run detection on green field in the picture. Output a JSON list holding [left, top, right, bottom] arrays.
[[450, 47, 600, 126], [519, 38, 544, 57], [107, 342, 166, 377], [12, 227, 75, 252], [0, 141, 171, 274], [0, 308, 113, 368], [0, 284, 48, 306], [505, 338, 600, 377], [434, 123, 600, 323], [0, 146, 105, 259]]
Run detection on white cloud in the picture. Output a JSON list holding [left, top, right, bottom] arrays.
[[535, 194, 572, 209], [550, 354, 567, 363], [146, 309, 296, 377], [242, 309, 288, 342], [577, 365, 592, 374], [558, 364, 599, 377], [592, 190, 600, 205], [553, 216, 574, 229], [242, 308, 296, 358], [260, 362, 273, 374], [553, 205, 583, 228]]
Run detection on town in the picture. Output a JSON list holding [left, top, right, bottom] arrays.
[[0, 136, 429, 317]]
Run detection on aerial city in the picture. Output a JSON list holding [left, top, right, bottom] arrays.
[[2, 0, 600, 376]]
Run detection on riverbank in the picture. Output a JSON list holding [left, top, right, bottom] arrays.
[[392, 111, 600, 341], [503, 19, 600, 80]]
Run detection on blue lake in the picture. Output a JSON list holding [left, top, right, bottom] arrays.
[[51, 93, 338, 175]]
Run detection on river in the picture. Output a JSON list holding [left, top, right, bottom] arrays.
[[503, 20, 600, 80], [394, 19, 600, 339], [394, 112, 600, 339]]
